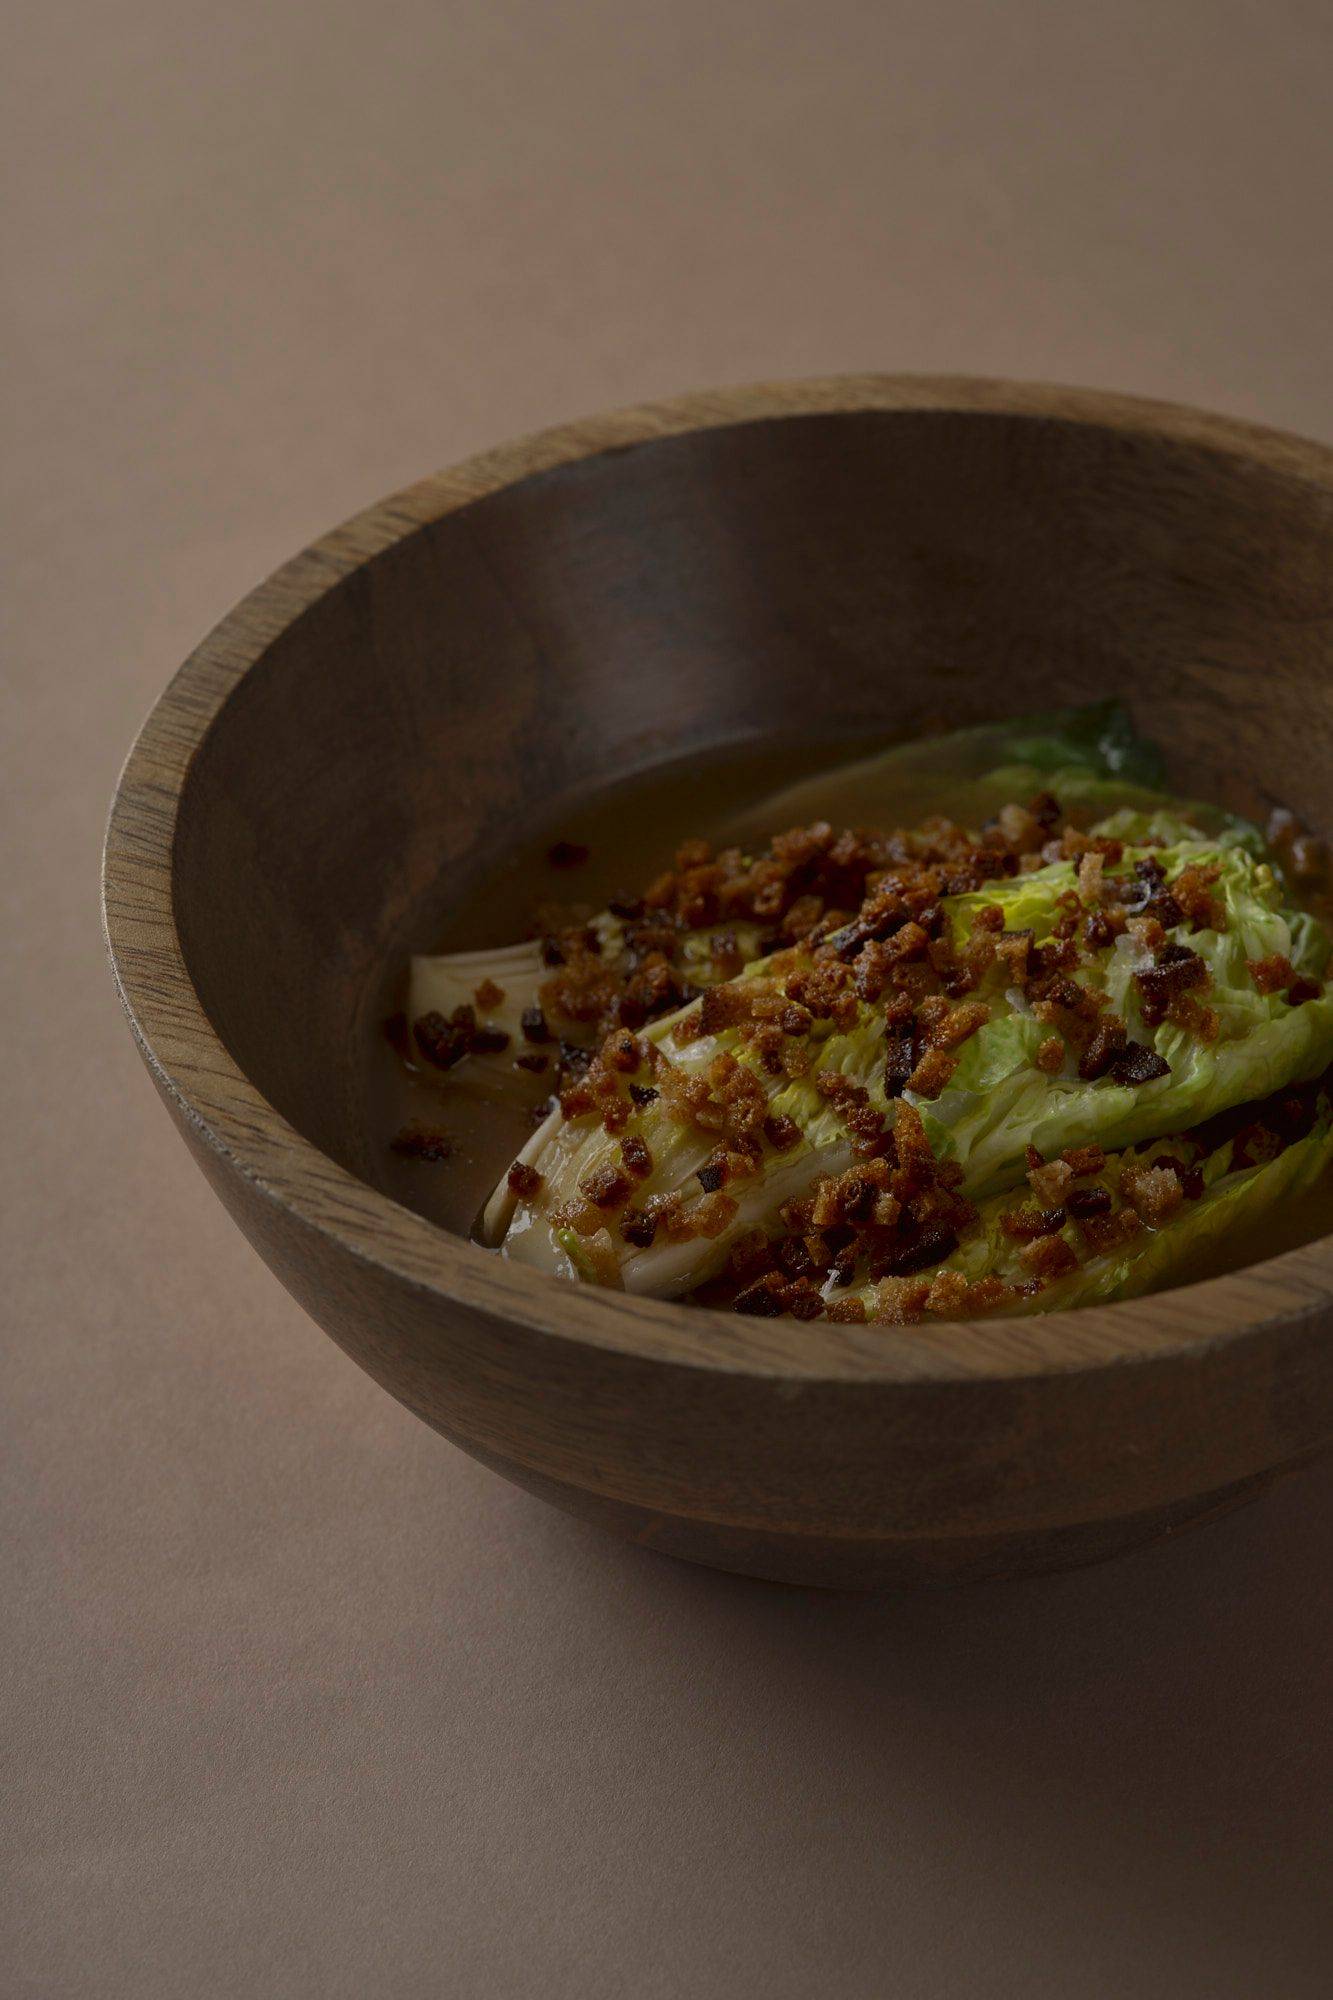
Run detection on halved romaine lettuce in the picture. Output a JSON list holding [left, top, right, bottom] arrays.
[[924, 843, 1333, 1195], [489, 841, 1333, 1294], [847, 1092, 1333, 1317]]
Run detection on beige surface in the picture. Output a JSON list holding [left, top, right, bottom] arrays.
[[5, 3, 1333, 1994]]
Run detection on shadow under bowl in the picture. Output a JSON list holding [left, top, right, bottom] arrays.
[[104, 375, 1333, 1587]]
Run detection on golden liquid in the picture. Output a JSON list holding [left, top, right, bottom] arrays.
[[367, 739, 1333, 1292]]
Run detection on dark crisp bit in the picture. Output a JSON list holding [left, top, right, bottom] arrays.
[[520, 1005, 552, 1043], [696, 1158, 726, 1193], [1079, 1209, 1144, 1255], [620, 1134, 653, 1180], [506, 1161, 544, 1198], [1247, 952, 1294, 995], [620, 1208, 657, 1248], [628, 1082, 660, 1107], [1134, 943, 1209, 1027], [580, 1162, 632, 1209], [547, 840, 590, 869], [1107, 1041, 1171, 1087], [733, 1272, 824, 1319], [884, 1015, 916, 1098], [391, 1123, 453, 1162], [1078, 1016, 1128, 1081], [1288, 976, 1323, 1005], [1000, 1205, 1067, 1241], [414, 1008, 472, 1070], [1066, 1185, 1113, 1218], [763, 1112, 801, 1152], [878, 1225, 959, 1277], [414, 1003, 509, 1065], [515, 1052, 549, 1073], [733, 1273, 786, 1317]]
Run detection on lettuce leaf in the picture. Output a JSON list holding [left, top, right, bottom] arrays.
[[849, 1091, 1333, 1317], [921, 844, 1333, 1195]]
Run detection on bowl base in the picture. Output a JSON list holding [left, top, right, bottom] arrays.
[[466, 1446, 1285, 1591]]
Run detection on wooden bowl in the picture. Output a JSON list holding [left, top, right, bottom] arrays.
[[103, 377, 1333, 1588]]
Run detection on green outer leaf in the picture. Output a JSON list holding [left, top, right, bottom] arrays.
[[922, 843, 1333, 1197], [851, 1099, 1333, 1317]]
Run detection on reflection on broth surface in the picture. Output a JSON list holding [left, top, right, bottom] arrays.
[[370, 707, 1333, 1319]]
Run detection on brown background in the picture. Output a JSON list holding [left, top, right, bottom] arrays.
[[5, 4, 1333, 1994]]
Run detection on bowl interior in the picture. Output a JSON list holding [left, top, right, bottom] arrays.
[[170, 402, 1333, 1219]]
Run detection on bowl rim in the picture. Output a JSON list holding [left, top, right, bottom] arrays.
[[102, 372, 1333, 1388]]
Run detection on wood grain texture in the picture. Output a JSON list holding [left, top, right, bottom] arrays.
[[103, 376, 1333, 1587]]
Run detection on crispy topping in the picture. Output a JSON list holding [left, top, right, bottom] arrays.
[[906, 1046, 958, 1099], [825, 1296, 869, 1323], [506, 1161, 544, 1199], [1135, 943, 1210, 1028], [734, 1271, 823, 1319], [414, 1006, 510, 1068], [1027, 1157, 1074, 1206], [619, 1208, 657, 1249], [391, 1123, 453, 1162], [1078, 1208, 1144, 1256], [763, 1112, 802, 1152], [1247, 953, 1294, 996], [1171, 863, 1224, 931], [1106, 1041, 1171, 1087], [884, 1015, 916, 1099], [1019, 1233, 1079, 1280], [1078, 1015, 1128, 1081], [691, 1190, 740, 1238], [868, 1276, 933, 1324], [580, 1161, 632, 1209], [924, 1270, 971, 1316], [1121, 1162, 1184, 1228], [1065, 1184, 1112, 1218], [814, 1071, 889, 1154], [1001, 1205, 1068, 1241]]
